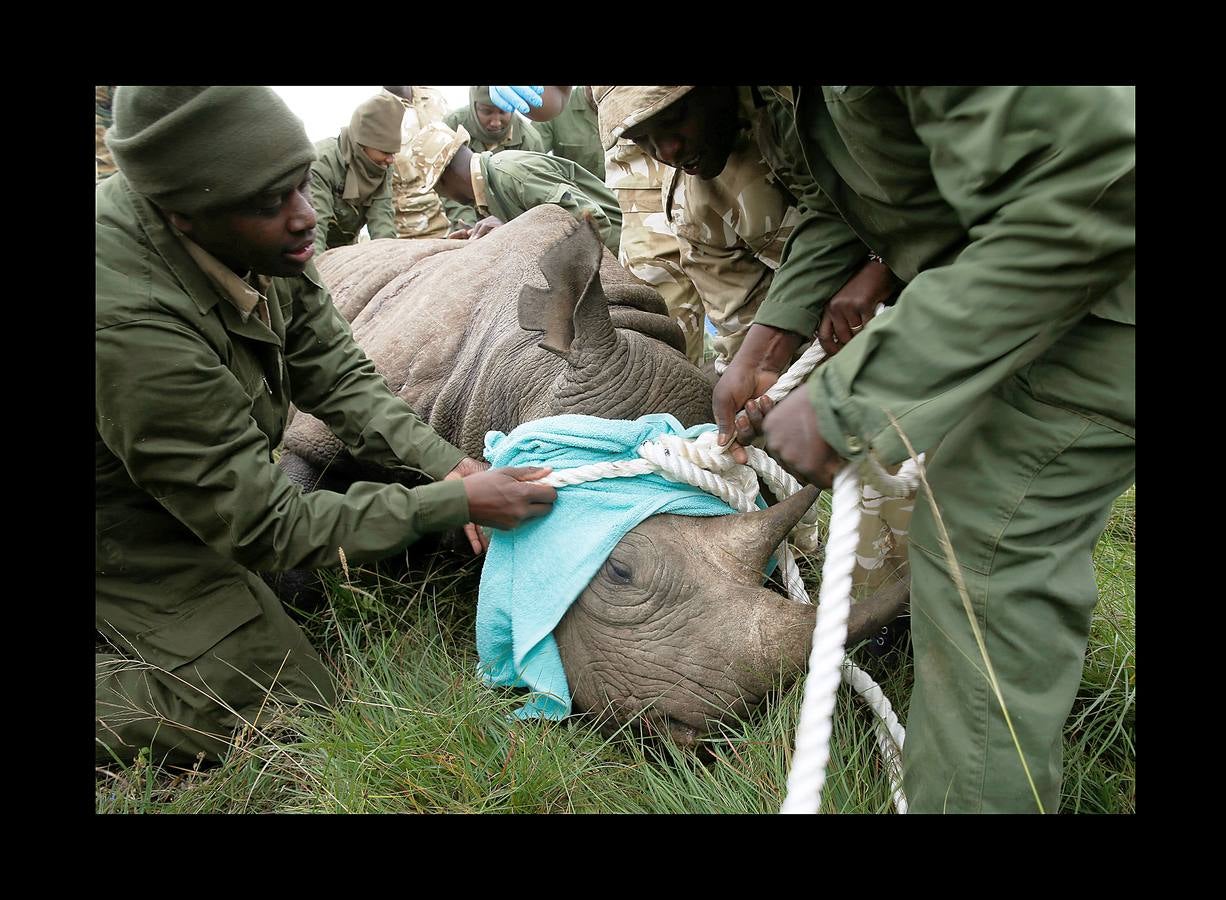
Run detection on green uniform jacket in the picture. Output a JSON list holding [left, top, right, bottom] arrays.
[[534, 87, 606, 181], [441, 107, 546, 228], [309, 136, 398, 256], [480, 150, 622, 254], [759, 85, 1136, 467], [96, 174, 470, 643], [748, 85, 871, 340]]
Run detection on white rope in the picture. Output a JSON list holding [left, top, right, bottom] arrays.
[[779, 454, 920, 814], [841, 660, 908, 815], [538, 430, 823, 604], [780, 465, 860, 812], [765, 340, 829, 404]]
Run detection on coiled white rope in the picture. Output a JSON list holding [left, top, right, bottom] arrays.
[[537, 305, 917, 814]]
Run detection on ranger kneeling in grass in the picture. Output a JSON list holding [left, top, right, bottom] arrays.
[[95, 86, 556, 769]]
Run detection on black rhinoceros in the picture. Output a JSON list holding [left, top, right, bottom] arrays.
[[280, 205, 905, 744]]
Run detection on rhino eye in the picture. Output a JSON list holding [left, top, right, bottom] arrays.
[[605, 558, 633, 584]]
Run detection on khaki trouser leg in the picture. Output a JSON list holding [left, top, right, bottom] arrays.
[[96, 571, 335, 768], [618, 201, 705, 367], [706, 284, 768, 374], [851, 468, 914, 602], [903, 316, 1135, 813]]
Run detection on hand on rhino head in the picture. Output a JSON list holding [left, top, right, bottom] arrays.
[[554, 485, 909, 746]]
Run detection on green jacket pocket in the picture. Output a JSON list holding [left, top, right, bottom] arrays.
[[135, 578, 262, 672]]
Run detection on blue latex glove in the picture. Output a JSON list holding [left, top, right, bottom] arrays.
[[487, 85, 545, 114]]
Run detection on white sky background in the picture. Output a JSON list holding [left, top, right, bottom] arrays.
[[271, 86, 473, 143]]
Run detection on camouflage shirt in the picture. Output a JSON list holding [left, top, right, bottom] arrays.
[[663, 87, 805, 365], [603, 139, 707, 365], [736, 85, 872, 342], [386, 86, 450, 238], [475, 150, 622, 253]]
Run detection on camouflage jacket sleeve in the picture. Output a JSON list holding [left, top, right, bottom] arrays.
[[675, 231, 773, 331], [284, 264, 466, 481], [751, 185, 867, 339], [365, 171, 398, 240], [807, 86, 1136, 466]]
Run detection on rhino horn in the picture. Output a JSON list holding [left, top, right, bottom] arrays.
[[517, 213, 615, 359], [715, 482, 910, 647], [703, 484, 821, 580]]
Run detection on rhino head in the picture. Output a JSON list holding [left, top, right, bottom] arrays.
[[554, 485, 909, 745]]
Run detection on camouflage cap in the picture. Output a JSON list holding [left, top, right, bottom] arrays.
[[592, 86, 695, 150], [407, 122, 472, 192]]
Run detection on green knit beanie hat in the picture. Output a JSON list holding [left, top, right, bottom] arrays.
[[348, 92, 405, 155], [107, 86, 316, 214]]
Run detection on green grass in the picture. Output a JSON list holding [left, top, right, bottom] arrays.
[[96, 487, 1136, 814]]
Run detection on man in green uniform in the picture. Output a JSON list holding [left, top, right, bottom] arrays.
[[441, 86, 546, 231], [96, 86, 557, 768], [532, 86, 605, 181], [611, 84, 1136, 813], [309, 92, 402, 256], [409, 122, 621, 253]]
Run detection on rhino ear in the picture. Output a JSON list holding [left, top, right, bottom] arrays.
[[518, 213, 615, 359]]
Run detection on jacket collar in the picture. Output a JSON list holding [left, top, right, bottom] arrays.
[[123, 178, 223, 318], [173, 228, 264, 322], [122, 179, 283, 346]]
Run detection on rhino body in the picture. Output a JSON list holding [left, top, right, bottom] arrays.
[[282, 206, 709, 483], [281, 206, 905, 743]]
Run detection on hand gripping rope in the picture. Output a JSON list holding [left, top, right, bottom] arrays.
[[538, 312, 918, 814]]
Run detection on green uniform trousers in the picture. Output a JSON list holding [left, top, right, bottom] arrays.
[[96, 568, 335, 768], [903, 314, 1135, 813]]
